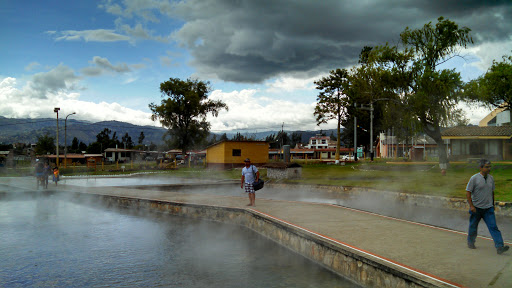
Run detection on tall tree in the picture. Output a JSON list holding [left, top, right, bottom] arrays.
[[149, 78, 228, 155], [71, 137, 79, 152], [465, 53, 512, 111], [314, 69, 350, 161], [138, 131, 145, 145], [122, 132, 134, 149], [35, 134, 55, 156], [371, 17, 473, 168], [87, 128, 120, 153], [290, 132, 302, 148]]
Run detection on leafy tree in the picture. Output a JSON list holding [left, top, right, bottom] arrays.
[[86, 142, 102, 154], [276, 131, 290, 147], [340, 50, 394, 156], [78, 141, 87, 152], [149, 78, 228, 155], [71, 137, 79, 152], [465, 53, 512, 111], [265, 132, 291, 149], [138, 131, 145, 145], [219, 133, 228, 141], [370, 17, 473, 168], [232, 132, 246, 141], [207, 133, 218, 146], [122, 132, 134, 149], [290, 132, 302, 148], [70, 137, 88, 153], [87, 128, 121, 153], [35, 134, 55, 155], [314, 69, 350, 160], [149, 142, 158, 151]]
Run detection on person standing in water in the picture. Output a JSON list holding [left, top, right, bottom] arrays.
[[466, 159, 509, 254], [241, 158, 259, 206], [53, 166, 60, 186]]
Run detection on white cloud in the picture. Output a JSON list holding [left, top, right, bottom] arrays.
[[0, 76, 156, 126], [265, 75, 318, 93], [457, 102, 493, 126], [26, 65, 81, 99], [207, 89, 335, 132], [465, 38, 512, 72], [81, 56, 132, 76], [50, 29, 130, 42], [25, 62, 41, 71]]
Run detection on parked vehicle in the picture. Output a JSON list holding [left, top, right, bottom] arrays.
[[341, 155, 354, 161]]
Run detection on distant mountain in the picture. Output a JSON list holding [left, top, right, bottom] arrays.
[[0, 116, 340, 146], [0, 117, 167, 145]]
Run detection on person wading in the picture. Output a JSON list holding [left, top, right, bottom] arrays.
[[466, 159, 509, 254], [241, 158, 259, 207]]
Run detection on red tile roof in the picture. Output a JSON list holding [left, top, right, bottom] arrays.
[[441, 126, 512, 138]]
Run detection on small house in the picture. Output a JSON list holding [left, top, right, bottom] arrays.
[[206, 140, 268, 169]]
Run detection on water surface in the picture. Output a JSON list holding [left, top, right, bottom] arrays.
[[0, 195, 358, 287]]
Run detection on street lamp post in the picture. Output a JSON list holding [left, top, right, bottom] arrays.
[[353, 103, 357, 161], [359, 103, 374, 160], [359, 98, 402, 161], [64, 112, 76, 168], [54, 107, 60, 167]]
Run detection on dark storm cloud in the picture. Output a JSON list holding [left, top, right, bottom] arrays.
[[168, 0, 512, 83]]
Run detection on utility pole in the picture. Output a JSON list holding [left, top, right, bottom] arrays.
[[281, 122, 284, 161], [359, 103, 374, 161], [54, 107, 60, 167], [353, 103, 357, 161]]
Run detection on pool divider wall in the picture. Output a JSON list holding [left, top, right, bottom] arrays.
[[269, 183, 512, 217], [65, 191, 449, 288]]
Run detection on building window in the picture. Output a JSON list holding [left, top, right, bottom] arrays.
[[322, 140, 326, 144], [312, 140, 316, 144], [232, 149, 241, 156]]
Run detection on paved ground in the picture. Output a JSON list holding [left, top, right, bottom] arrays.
[[1, 176, 511, 288]]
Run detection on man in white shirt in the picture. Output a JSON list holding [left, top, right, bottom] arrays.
[[241, 158, 259, 206]]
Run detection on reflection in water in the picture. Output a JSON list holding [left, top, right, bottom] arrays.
[[62, 176, 202, 187], [64, 176, 511, 240], [0, 196, 358, 288]]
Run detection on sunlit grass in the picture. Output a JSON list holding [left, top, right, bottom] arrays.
[[3, 161, 510, 201], [282, 162, 511, 201]]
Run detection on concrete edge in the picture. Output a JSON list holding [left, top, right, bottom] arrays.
[[268, 183, 512, 217], [62, 191, 462, 288]]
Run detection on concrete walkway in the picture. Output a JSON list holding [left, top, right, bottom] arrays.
[[1, 177, 511, 288]]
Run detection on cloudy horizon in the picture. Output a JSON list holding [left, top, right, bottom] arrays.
[[1, 0, 511, 133]]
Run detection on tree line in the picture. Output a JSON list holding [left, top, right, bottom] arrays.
[[314, 16, 511, 167], [33, 17, 511, 162], [34, 130, 154, 155]]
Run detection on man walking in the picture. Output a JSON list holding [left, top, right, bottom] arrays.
[[466, 159, 509, 254], [241, 158, 259, 207]]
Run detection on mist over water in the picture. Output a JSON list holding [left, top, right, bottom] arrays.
[[62, 176, 511, 242], [0, 195, 358, 288], [62, 176, 207, 187]]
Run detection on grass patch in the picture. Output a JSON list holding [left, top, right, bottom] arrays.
[[3, 161, 510, 202]]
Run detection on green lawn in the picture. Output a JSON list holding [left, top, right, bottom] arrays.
[[132, 161, 511, 202], [282, 162, 512, 202], [3, 161, 511, 202]]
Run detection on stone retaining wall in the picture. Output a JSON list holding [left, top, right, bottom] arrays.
[[268, 183, 512, 217], [67, 192, 452, 288]]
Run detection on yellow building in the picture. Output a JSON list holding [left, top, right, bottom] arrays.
[[206, 140, 268, 168]]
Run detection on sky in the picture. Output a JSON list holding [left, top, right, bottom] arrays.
[[1, 0, 511, 133]]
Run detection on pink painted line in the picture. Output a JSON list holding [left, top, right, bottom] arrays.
[[258, 197, 510, 245], [249, 208, 466, 288]]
